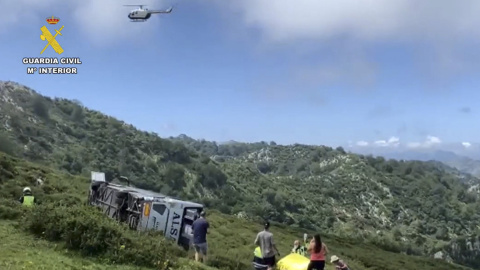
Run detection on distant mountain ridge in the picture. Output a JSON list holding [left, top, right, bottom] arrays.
[[364, 150, 480, 177]]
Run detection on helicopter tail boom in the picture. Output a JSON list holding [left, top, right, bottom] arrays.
[[150, 7, 173, 14]]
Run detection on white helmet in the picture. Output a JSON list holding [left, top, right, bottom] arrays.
[[23, 187, 31, 193]]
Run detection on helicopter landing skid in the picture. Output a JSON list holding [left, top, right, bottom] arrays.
[[130, 19, 146, 22]]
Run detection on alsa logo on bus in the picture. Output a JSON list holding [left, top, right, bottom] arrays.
[[143, 202, 182, 240], [169, 212, 181, 237]]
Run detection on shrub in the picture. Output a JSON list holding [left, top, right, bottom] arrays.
[[0, 198, 23, 220], [40, 193, 84, 207], [207, 255, 250, 270], [22, 203, 187, 269]]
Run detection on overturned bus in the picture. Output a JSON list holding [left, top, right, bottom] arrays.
[[88, 171, 203, 250]]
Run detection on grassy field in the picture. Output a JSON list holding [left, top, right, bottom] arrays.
[[0, 221, 151, 270], [0, 220, 218, 270], [0, 152, 473, 270], [0, 211, 471, 270], [197, 210, 474, 270]]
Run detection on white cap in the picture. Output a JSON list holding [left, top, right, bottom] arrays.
[[330, 255, 339, 263], [23, 187, 31, 193]]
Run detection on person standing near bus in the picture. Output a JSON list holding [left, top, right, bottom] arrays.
[[192, 211, 209, 263]]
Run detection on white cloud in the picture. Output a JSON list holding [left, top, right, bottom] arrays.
[[373, 136, 400, 147], [220, 0, 480, 44], [462, 142, 472, 148], [406, 142, 422, 148], [424, 135, 441, 146], [388, 136, 400, 146], [407, 135, 442, 149], [356, 141, 369, 147], [373, 140, 388, 147], [0, 0, 168, 46], [347, 138, 479, 159], [216, 0, 480, 87]]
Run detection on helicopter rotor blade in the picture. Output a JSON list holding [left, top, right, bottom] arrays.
[[123, 4, 147, 8]]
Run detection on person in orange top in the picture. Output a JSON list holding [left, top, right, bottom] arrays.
[[306, 234, 328, 270]]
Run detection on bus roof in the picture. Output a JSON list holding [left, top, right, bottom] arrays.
[[91, 171, 203, 207]]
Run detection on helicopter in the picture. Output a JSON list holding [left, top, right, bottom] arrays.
[[125, 4, 173, 22]]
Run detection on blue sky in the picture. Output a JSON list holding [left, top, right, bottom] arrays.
[[1, 0, 479, 153]]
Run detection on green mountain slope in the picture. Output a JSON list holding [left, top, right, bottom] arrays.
[[374, 149, 480, 178], [174, 136, 480, 234], [1, 80, 480, 268], [0, 152, 472, 270], [0, 81, 231, 200]]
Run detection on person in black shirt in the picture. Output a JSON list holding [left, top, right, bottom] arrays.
[[192, 210, 209, 263]]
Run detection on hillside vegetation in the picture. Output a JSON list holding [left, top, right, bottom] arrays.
[[376, 150, 480, 178], [172, 137, 480, 242], [0, 152, 473, 270], [1, 80, 480, 268]]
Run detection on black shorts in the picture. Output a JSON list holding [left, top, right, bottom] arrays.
[[307, 260, 325, 270], [253, 257, 268, 270], [263, 256, 276, 267]]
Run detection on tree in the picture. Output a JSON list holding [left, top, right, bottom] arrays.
[[0, 132, 18, 156], [393, 228, 402, 241], [31, 96, 49, 119], [262, 189, 276, 205], [164, 164, 186, 191], [384, 164, 394, 173], [197, 164, 227, 188], [257, 162, 272, 174], [71, 105, 85, 122], [435, 226, 449, 240]]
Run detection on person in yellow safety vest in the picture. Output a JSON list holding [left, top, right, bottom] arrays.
[[18, 187, 36, 207], [291, 239, 308, 256], [253, 246, 269, 270], [291, 233, 309, 256]]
